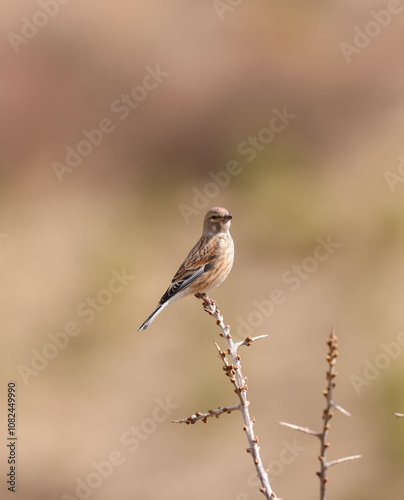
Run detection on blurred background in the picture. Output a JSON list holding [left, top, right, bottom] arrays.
[[1, 1, 404, 499]]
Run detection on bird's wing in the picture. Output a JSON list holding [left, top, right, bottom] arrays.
[[171, 235, 218, 282], [158, 235, 217, 305], [159, 263, 212, 304]]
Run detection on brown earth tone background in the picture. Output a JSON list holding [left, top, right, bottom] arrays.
[[1, 1, 404, 499]]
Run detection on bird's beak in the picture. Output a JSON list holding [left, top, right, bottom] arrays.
[[224, 214, 233, 221]]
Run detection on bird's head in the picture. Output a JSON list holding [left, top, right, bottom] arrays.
[[203, 207, 233, 235]]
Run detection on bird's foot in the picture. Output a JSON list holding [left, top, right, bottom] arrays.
[[195, 293, 217, 309]]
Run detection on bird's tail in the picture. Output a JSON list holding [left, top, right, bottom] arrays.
[[137, 301, 169, 332]]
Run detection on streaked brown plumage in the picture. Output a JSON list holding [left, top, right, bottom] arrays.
[[137, 207, 234, 331]]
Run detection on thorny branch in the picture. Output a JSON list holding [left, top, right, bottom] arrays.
[[172, 293, 278, 500], [173, 405, 240, 424], [279, 329, 361, 500]]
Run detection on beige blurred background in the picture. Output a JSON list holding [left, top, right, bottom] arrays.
[[1, 1, 404, 499]]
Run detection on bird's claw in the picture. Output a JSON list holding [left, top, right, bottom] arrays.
[[195, 293, 217, 309]]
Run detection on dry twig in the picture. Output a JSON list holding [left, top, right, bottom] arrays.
[[173, 405, 240, 424], [172, 293, 278, 499], [279, 329, 361, 500]]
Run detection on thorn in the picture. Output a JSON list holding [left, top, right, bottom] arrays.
[[330, 400, 352, 418], [328, 454, 362, 467]]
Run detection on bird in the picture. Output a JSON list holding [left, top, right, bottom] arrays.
[[137, 206, 234, 331]]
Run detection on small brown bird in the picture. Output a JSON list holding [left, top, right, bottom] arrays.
[[137, 207, 234, 331]]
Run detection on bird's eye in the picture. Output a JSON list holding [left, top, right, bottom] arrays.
[[210, 215, 220, 221]]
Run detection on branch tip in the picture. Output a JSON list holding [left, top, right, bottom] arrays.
[[327, 454, 362, 468], [330, 400, 352, 418], [278, 421, 320, 437]]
